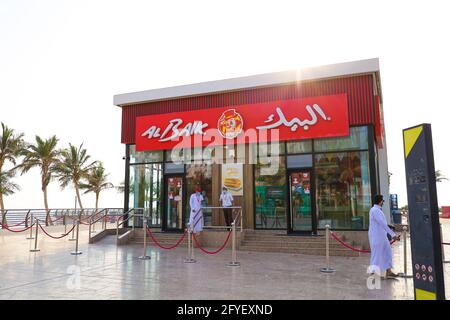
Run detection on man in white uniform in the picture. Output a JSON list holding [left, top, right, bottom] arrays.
[[219, 186, 234, 226], [189, 186, 204, 234], [368, 195, 400, 278]]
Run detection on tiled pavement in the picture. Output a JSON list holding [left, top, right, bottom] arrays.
[[1, 221, 450, 300]]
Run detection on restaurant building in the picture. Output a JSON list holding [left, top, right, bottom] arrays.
[[113, 58, 390, 236]]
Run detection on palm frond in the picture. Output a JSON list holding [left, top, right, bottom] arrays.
[[0, 169, 20, 196]]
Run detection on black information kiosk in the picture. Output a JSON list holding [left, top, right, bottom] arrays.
[[403, 123, 445, 300]]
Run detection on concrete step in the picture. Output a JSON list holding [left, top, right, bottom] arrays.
[[240, 230, 362, 257], [240, 240, 343, 249], [243, 235, 327, 242], [130, 232, 188, 246], [238, 245, 360, 257], [134, 242, 188, 247]]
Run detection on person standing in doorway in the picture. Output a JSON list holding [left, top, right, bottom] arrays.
[[219, 186, 234, 226], [368, 194, 400, 278], [189, 185, 204, 234]]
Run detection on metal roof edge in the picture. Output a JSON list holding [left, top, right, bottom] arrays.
[[113, 58, 379, 107]]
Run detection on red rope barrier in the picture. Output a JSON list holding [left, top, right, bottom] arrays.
[[329, 232, 371, 253], [146, 227, 188, 250], [4, 219, 28, 227], [192, 230, 232, 255], [38, 223, 76, 239], [329, 231, 398, 254], [0, 223, 35, 233], [80, 210, 104, 223], [79, 219, 91, 225], [442, 242, 450, 246]]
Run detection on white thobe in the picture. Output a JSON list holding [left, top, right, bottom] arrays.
[[368, 204, 396, 273], [189, 193, 204, 233]]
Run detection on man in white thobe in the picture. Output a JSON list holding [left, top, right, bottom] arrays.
[[368, 195, 400, 278], [189, 186, 204, 234]]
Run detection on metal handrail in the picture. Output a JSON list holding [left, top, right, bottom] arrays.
[[90, 208, 108, 225], [0, 208, 124, 230], [116, 208, 145, 240], [232, 208, 242, 226], [117, 208, 144, 227], [197, 206, 243, 231]]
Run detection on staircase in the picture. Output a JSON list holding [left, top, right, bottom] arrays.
[[239, 230, 361, 257], [127, 228, 361, 257]]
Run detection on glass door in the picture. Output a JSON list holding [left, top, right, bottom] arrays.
[[164, 176, 184, 231], [288, 170, 313, 233]]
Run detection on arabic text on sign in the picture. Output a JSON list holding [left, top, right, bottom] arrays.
[[256, 104, 330, 131]]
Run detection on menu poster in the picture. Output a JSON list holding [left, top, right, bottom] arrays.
[[222, 163, 244, 196]]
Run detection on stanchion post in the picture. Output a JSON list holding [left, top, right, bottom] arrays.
[[103, 210, 107, 230], [71, 219, 82, 255], [398, 226, 413, 277], [27, 213, 34, 240], [69, 217, 76, 241], [88, 216, 92, 240], [320, 224, 335, 273], [92, 214, 96, 234], [138, 216, 151, 260], [116, 215, 120, 240], [227, 221, 240, 267], [184, 225, 196, 263], [61, 211, 67, 236], [240, 208, 243, 232], [29, 217, 40, 252]]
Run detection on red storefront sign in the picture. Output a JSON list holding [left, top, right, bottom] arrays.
[[135, 94, 349, 151]]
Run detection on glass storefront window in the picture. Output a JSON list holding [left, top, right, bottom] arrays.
[[286, 140, 312, 154], [249, 142, 285, 165], [286, 154, 313, 169], [185, 164, 213, 226], [267, 142, 285, 156], [164, 163, 185, 174], [129, 163, 163, 226], [255, 156, 287, 229], [166, 147, 215, 164], [165, 148, 184, 163], [315, 151, 371, 230], [130, 145, 163, 163], [314, 126, 368, 152]]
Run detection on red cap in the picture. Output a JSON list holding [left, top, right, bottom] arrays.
[[223, 109, 236, 118], [195, 186, 201, 192]]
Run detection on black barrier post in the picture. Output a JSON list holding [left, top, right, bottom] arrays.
[[403, 124, 445, 300]]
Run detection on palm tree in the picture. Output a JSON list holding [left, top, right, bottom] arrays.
[[19, 135, 60, 225], [0, 123, 25, 224], [435, 170, 448, 183], [0, 170, 20, 225], [116, 178, 135, 195], [56, 143, 97, 210], [79, 163, 114, 210]]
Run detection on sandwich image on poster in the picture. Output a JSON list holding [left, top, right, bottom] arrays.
[[222, 163, 243, 196]]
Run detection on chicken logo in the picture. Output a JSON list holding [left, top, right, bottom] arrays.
[[217, 109, 244, 139]]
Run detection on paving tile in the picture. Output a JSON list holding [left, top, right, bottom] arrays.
[[1, 221, 450, 299]]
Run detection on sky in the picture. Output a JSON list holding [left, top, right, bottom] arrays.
[[1, 0, 449, 209]]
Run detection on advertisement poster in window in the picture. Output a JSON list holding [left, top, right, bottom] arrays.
[[222, 163, 243, 196]]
